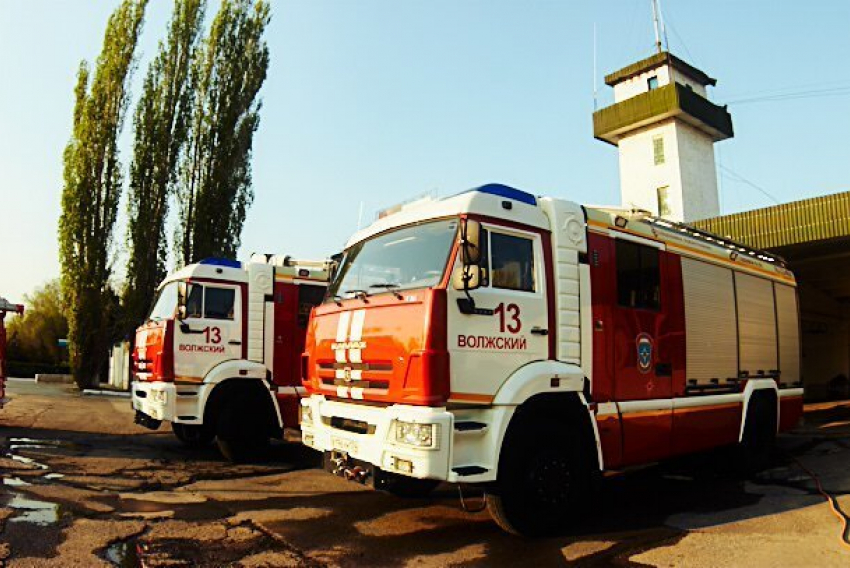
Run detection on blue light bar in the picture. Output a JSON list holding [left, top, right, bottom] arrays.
[[199, 257, 242, 269], [467, 183, 537, 206]]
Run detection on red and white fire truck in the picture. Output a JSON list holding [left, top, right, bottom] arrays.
[[132, 255, 331, 462], [299, 183, 804, 535], [0, 297, 25, 408]]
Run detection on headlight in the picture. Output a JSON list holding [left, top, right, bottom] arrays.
[[394, 421, 438, 449], [150, 389, 168, 404], [300, 404, 313, 426]]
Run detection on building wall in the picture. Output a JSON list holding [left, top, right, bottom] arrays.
[[618, 120, 683, 217], [613, 66, 672, 102], [612, 64, 708, 103], [676, 122, 721, 221]]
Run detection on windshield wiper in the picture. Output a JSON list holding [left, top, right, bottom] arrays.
[[369, 282, 404, 299], [343, 289, 370, 302]]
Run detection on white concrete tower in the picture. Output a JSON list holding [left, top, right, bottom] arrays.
[[593, 52, 733, 222]]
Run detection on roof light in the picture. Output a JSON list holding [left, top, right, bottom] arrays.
[[465, 183, 537, 206], [199, 258, 241, 269]]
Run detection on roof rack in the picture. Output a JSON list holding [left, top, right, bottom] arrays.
[[637, 214, 788, 268]]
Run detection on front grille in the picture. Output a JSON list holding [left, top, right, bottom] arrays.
[[326, 416, 376, 435]]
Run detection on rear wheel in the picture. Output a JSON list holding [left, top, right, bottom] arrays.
[[739, 394, 777, 475], [487, 418, 593, 536], [215, 390, 271, 463], [171, 422, 214, 448], [378, 472, 440, 498]]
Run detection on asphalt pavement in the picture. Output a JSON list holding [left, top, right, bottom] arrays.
[[1, 378, 849, 567]]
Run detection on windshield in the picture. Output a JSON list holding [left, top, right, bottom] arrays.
[[147, 281, 179, 321], [327, 219, 458, 300]]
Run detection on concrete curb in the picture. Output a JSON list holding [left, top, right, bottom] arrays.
[[35, 374, 74, 384], [81, 389, 131, 398]]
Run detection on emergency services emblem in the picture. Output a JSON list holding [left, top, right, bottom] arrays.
[[636, 333, 653, 374]]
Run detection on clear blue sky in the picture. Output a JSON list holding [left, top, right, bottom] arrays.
[[1, 0, 849, 304]]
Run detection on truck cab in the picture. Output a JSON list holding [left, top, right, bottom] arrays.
[[132, 255, 330, 462]]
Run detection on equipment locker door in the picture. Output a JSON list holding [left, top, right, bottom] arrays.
[[611, 236, 675, 464]]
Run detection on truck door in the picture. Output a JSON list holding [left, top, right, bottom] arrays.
[[447, 224, 550, 402], [174, 282, 243, 382], [611, 236, 674, 464]]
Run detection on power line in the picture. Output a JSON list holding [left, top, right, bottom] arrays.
[[727, 85, 850, 106], [719, 165, 781, 206]]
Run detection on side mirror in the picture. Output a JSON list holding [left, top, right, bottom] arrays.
[[460, 219, 482, 265], [176, 281, 188, 320], [452, 264, 481, 291]]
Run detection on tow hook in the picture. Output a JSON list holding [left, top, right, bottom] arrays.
[[331, 453, 371, 484]]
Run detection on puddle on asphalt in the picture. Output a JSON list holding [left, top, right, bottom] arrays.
[[2, 476, 63, 525], [8, 454, 49, 470], [104, 540, 141, 568]]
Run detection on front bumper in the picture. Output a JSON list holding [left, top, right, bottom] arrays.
[[300, 396, 454, 481], [131, 381, 207, 425]]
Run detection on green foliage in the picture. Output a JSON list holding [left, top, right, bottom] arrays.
[[124, 0, 205, 331], [6, 280, 69, 366], [58, 0, 148, 388], [177, 0, 271, 265]]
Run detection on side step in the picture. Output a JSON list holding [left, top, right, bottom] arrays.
[[452, 465, 489, 476]]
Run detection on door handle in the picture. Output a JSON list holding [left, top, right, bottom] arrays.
[[228, 340, 242, 346], [530, 327, 549, 336]]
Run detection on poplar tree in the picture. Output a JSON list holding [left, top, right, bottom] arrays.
[[124, 0, 205, 329], [58, 0, 147, 388], [177, 0, 271, 265]]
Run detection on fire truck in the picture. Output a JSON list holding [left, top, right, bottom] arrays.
[[299, 183, 804, 535], [132, 255, 331, 462], [0, 297, 25, 408]]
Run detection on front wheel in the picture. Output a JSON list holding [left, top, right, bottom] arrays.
[[171, 422, 214, 448], [215, 391, 271, 463], [487, 418, 592, 536]]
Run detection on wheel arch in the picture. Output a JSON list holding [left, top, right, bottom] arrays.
[[202, 377, 282, 437], [739, 379, 779, 442], [492, 390, 603, 482]]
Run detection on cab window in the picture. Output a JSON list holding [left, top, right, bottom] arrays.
[[490, 232, 535, 292], [616, 240, 660, 310], [185, 284, 203, 318], [205, 287, 236, 320]]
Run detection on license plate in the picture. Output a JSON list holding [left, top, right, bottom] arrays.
[[331, 437, 358, 455]]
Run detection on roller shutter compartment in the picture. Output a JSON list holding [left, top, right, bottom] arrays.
[[774, 283, 801, 386], [681, 258, 738, 384], [735, 272, 778, 376]]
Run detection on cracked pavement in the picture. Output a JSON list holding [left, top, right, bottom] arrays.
[[1, 379, 849, 567]]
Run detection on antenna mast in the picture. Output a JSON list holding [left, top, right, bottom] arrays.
[[650, 0, 663, 53]]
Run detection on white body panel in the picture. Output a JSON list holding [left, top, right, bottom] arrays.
[[539, 197, 587, 367]]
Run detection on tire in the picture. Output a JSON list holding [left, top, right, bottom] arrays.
[[487, 417, 593, 537], [738, 394, 777, 475], [171, 422, 214, 448], [215, 390, 271, 463], [378, 472, 440, 498]]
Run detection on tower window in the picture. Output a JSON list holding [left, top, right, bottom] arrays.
[[657, 186, 671, 217], [653, 136, 665, 165], [647, 76, 659, 90]]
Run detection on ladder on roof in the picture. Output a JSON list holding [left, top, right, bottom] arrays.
[[635, 213, 788, 267]]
